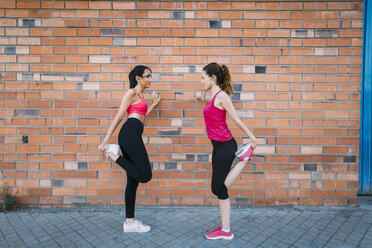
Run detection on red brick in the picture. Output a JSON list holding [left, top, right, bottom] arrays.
[[111, 1, 134, 9], [30, 188, 52, 196], [17, 1, 40, 9], [76, 10, 98, 18], [312, 190, 335, 198], [100, 188, 122, 196], [77, 188, 99, 196], [159, 2, 182, 10], [75, 171, 97, 179], [0, 1, 15, 8], [17, 197, 38, 204], [5, 9, 30, 17], [41, 1, 64, 9]]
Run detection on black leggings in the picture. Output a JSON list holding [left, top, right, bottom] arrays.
[[115, 118, 152, 218], [211, 138, 237, 200]]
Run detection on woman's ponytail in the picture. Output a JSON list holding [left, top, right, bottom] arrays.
[[203, 63, 233, 96], [220, 64, 233, 96]]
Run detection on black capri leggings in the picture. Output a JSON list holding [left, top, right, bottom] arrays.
[[115, 118, 152, 218], [211, 138, 237, 200]]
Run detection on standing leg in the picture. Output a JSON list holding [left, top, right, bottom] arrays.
[[212, 160, 231, 232], [118, 147, 139, 224], [211, 143, 231, 230], [125, 174, 139, 224], [210, 139, 237, 232], [219, 198, 230, 231], [113, 119, 152, 233]]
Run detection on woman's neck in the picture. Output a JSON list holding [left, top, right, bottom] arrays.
[[210, 84, 221, 96], [135, 86, 144, 94]]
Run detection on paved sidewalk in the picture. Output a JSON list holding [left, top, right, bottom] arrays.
[[1, 204, 372, 248]]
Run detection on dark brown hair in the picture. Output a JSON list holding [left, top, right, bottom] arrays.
[[203, 62, 233, 96]]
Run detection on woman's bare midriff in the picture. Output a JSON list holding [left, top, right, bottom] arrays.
[[127, 113, 146, 123]]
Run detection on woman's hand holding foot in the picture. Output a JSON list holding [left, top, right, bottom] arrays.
[[98, 143, 108, 154]]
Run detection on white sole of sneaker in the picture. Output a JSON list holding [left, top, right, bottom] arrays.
[[205, 233, 234, 240], [235, 143, 252, 158], [106, 144, 120, 158], [123, 223, 151, 233], [123, 229, 151, 233], [235, 143, 253, 162]]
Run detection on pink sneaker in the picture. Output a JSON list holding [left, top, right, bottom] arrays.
[[235, 143, 253, 161], [205, 226, 234, 240]]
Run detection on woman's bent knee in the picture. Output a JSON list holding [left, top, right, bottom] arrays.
[[211, 187, 221, 197], [139, 173, 152, 183], [212, 185, 228, 199]]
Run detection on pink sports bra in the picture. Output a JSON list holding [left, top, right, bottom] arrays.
[[127, 89, 148, 116]]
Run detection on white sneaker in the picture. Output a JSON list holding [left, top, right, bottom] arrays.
[[235, 143, 254, 161], [123, 220, 151, 233], [105, 144, 120, 159]]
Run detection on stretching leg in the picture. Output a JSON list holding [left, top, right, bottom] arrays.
[[224, 160, 248, 189], [115, 126, 152, 183]]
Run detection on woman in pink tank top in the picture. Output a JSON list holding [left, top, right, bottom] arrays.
[[196, 63, 256, 240]]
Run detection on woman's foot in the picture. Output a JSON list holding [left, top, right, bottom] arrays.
[[205, 226, 234, 240], [105, 144, 120, 161], [107, 152, 119, 161], [123, 220, 151, 233], [235, 143, 254, 161]]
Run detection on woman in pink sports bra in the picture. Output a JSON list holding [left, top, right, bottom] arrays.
[[99, 65, 160, 233], [196, 63, 256, 240]]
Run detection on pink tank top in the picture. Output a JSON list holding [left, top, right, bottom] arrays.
[[203, 90, 233, 142], [127, 89, 148, 116]]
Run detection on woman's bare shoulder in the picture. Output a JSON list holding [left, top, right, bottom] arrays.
[[216, 90, 230, 101], [123, 88, 136, 98]]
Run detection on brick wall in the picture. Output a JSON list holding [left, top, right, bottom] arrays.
[[0, 0, 363, 207]]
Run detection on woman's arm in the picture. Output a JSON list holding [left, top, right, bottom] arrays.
[[146, 91, 161, 116], [218, 93, 256, 148], [98, 89, 136, 153]]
